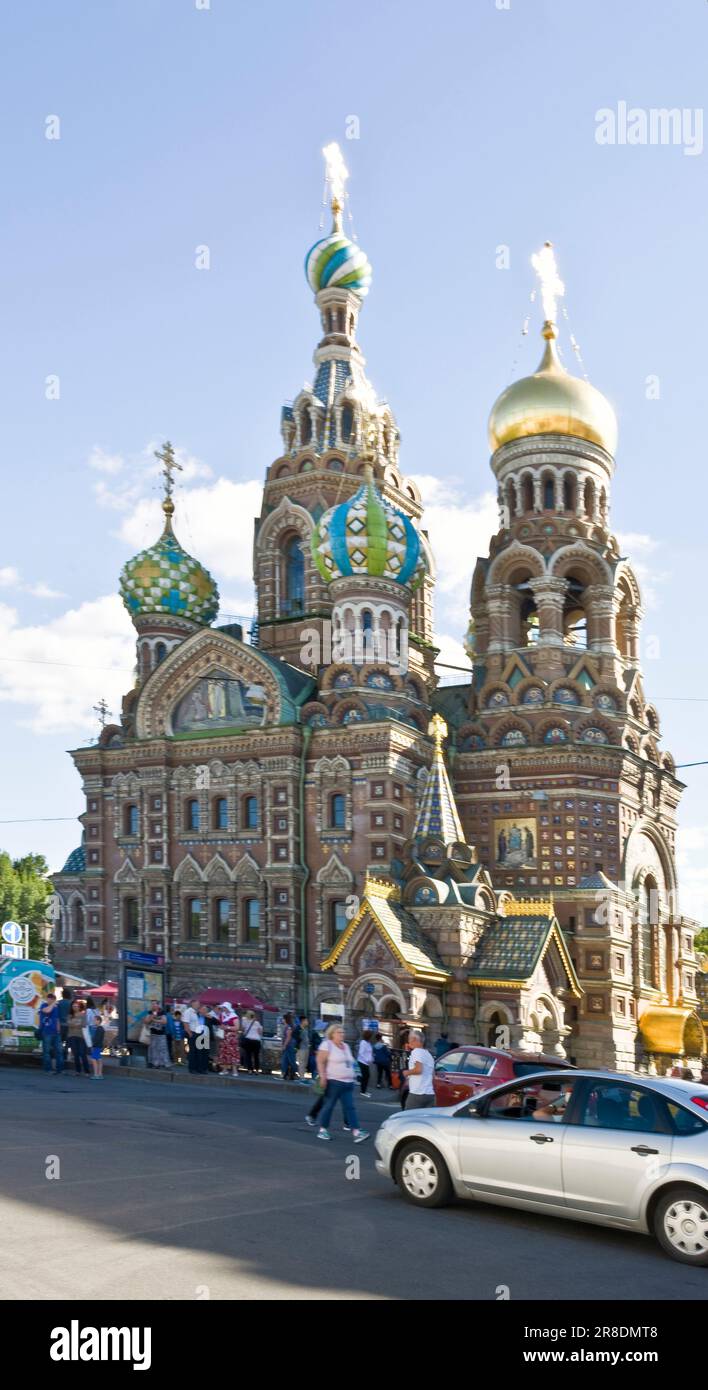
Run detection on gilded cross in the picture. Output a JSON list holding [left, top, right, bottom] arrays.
[[154, 440, 182, 503], [93, 698, 111, 729]]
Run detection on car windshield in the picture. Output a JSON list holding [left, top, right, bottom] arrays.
[[513, 1060, 563, 1078]]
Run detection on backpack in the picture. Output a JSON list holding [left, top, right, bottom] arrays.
[[292, 1024, 302, 1047]]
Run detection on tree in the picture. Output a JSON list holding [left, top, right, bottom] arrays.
[[0, 851, 52, 960], [695, 927, 708, 957]]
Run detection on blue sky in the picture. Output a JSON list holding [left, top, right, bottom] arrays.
[[1, 0, 707, 918]]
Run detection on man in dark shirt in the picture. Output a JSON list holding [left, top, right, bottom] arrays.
[[57, 990, 72, 1059], [38, 993, 63, 1073]]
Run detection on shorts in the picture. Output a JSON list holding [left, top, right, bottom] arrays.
[[90, 1046, 102, 1061]]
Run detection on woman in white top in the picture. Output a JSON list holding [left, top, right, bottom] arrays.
[[241, 1012, 263, 1073], [356, 1031, 374, 1097], [313, 1024, 369, 1144]]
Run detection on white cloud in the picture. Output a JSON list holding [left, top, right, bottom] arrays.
[[118, 476, 263, 584], [91, 441, 214, 514], [88, 446, 124, 475], [433, 630, 473, 688], [0, 566, 20, 588], [0, 568, 66, 601], [0, 596, 135, 735], [410, 472, 497, 638], [25, 582, 67, 600]]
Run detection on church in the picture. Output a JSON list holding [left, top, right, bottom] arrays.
[[52, 155, 705, 1073]]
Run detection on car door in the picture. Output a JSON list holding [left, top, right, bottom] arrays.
[[561, 1078, 673, 1221], [433, 1049, 469, 1105], [456, 1076, 577, 1207]]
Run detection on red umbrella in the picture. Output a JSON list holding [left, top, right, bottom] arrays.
[[195, 987, 277, 1011], [91, 981, 119, 997]]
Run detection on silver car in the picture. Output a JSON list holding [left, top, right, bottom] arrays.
[[374, 1069, 708, 1265]]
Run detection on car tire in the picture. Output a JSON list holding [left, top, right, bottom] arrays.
[[653, 1186, 708, 1266], [395, 1140, 453, 1208]]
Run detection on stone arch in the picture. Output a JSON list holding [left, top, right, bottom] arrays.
[[574, 715, 616, 745], [478, 998, 515, 1047], [233, 851, 261, 883], [549, 542, 612, 586], [622, 820, 677, 900], [174, 854, 205, 884], [204, 853, 232, 885], [135, 629, 282, 739], [487, 541, 546, 587], [536, 717, 572, 745], [492, 714, 533, 747], [114, 857, 139, 885]]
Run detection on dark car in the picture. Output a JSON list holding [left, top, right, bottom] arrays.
[[433, 1044, 575, 1106]]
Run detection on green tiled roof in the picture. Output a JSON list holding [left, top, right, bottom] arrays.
[[468, 915, 554, 982], [370, 893, 451, 979]]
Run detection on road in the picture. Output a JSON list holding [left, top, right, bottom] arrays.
[[1, 1066, 704, 1301]]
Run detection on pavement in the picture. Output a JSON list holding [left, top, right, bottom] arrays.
[[1, 1064, 706, 1301]]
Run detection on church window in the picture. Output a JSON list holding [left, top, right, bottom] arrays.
[[341, 405, 354, 442], [73, 901, 85, 940], [151, 847, 163, 864], [362, 608, 373, 633], [214, 899, 230, 943], [563, 474, 575, 510], [331, 900, 348, 940], [373, 843, 386, 859], [283, 535, 305, 615], [123, 898, 139, 941], [542, 475, 555, 510], [244, 899, 260, 943], [186, 898, 202, 941], [331, 793, 346, 829], [243, 795, 258, 829], [214, 797, 228, 831], [300, 411, 312, 445], [185, 799, 200, 832], [155, 642, 167, 665], [521, 476, 534, 512], [124, 804, 139, 836], [151, 797, 162, 812]]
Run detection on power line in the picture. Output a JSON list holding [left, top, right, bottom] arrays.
[[0, 655, 131, 672], [0, 816, 78, 824]]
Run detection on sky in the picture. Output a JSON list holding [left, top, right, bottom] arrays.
[[1, 0, 707, 920]]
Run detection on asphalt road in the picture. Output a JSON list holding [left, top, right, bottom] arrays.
[[1, 1067, 705, 1301]]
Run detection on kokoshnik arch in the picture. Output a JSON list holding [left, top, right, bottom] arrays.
[[52, 152, 705, 1071]]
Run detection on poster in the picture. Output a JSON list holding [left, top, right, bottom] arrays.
[[494, 816, 538, 867], [0, 957, 56, 1051], [124, 967, 165, 1043]]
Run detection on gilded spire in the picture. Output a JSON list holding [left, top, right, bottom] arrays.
[[414, 714, 465, 845]]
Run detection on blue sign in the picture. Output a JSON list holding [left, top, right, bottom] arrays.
[[2, 922, 23, 945], [118, 949, 164, 967]]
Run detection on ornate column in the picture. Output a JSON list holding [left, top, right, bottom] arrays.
[[533, 475, 542, 511], [528, 576, 568, 677], [585, 584, 616, 654]]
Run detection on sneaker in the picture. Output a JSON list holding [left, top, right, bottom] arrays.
[[353, 1131, 370, 1144], [305, 1115, 316, 1127], [342, 1125, 352, 1132], [361, 1092, 371, 1099], [317, 1129, 331, 1142]]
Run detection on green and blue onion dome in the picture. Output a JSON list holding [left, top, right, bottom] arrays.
[[119, 500, 219, 627], [312, 466, 423, 587], [305, 200, 372, 299]]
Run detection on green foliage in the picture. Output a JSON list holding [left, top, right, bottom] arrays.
[[0, 851, 52, 960], [695, 927, 708, 957]]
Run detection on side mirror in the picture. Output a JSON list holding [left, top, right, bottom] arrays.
[[467, 1100, 483, 1117]]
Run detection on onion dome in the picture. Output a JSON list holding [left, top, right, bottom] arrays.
[[312, 465, 423, 587], [488, 322, 618, 456], [120, 499, 219, 626], [305, 200, 372, 299]]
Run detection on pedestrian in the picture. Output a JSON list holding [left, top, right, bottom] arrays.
[[169, 1009, 188, 1065], [147, 1003, 171, 1068], [89, 1016, 105, 1079], [312, 1025, 369, 1143], [434, 1032, 451, 1059], [296, 1014, 311, 1082], [241, 1011, 262, 1072], [67, 1001, 90, 1076], [682, 1066, 695, 1081], [181, 998, 208, 1074], [280, 1013, 297, 1080], [85, 996, 99, 1028], [217, 1003, 241, 1077], [373, 1033, 392, 1088], [38, 993, 63, 1074], [402, 1029, 436, 1109], [357, 1030, 374, 1097], [397, 1039, 411, 1110], [57, 989, 72, 1060], [100, 1003, 117, 1052]]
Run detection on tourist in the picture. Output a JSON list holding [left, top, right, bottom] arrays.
[[373, 1033, 392, 1088], [296, 1014, 311, 1081], [434, 1032, 451, 1059], [38, 993, 63, 1074], [181, 998, 206, 1074], [100, 1002, 117, 1052], [217, 1003, 241, 1077], [402, 1029, 435, 1109], [57, 989, 72, 1059], [280, 1013, 297, 1080], [67, 1001, 90, 1076], [314, 1023, 369, 1144], [85, 996, 99, 1028], [357, 1030, 374, 1097], [241, 1012, 262, 1072], [147, 1003, 171, 1068], [397, 1039, 411, 1110], [89, 1015, 105, 1079], [169, 1009, 188, 1065]]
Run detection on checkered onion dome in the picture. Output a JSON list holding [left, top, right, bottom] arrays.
[[312, 475, 423, 587], [119, 516, 219, 626]]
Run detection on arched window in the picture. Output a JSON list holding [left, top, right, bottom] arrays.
[[563, 575, 588, 649], [563, 475, 575, 511], [73, 900, 85, 940], [243, 899, 260, 943], [185, 898, 202, 941], [284, 535, 304, 615], [341, 404, 354, 441], [639, 876, 658, 986], [214, 797, 228, 831], [330, 900, 348, 940], [331, 793, 346, 829], [244, 795, 258, 830], [584, 478, 595, 517], [185, 799, 200, 831], [155, 642, 167, 665], [213, 898, 230, 943], [300, 410, 312, 444], [522, 476, 534, 513], [124, 804, 139, 836], [543, 475, 555, 510], [123, 897, 138, 941]]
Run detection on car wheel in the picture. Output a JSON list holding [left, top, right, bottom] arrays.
[[395, 1141, 453, 1208], [653, 1187, 708, 1266]]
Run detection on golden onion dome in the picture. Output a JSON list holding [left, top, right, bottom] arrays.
[[488, 323, 617, 456]]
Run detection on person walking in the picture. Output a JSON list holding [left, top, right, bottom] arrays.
[[67, 1001, 90, 1076], [38, 993, 63, 1074], [373, 1033, 392, 1088], [89, 1016, 105, 1079], [402, 1029, 435, 1109], [357, 1030, 374, 1097], [280, 1013, 297, 1080], [241, 1012, 262, 1072], [296, 1015, 311, 1082], [147, 1004, 171, 1068], [397, 1038, 411, 1110], [216, 1004, 241, 1077], [57, 989, 72, 1061], [313, 1024, 369, 1144]]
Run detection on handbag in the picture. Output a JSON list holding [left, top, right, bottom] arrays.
[[139, 1024, 151, 1045]]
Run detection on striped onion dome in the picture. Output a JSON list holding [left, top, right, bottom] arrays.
[[305, 205, 372, 299], [119, 504, 219, 627], [312, 469, 423, 587]]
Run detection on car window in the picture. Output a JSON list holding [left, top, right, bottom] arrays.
[[666, 1101, 708, 1136], [576, 1082, 667, 1133], [434, 1050, 465, 1074], [459, 1053, 495, 1075], [485, 1079, 576, 1122], [513, 1060, 565, 1078]]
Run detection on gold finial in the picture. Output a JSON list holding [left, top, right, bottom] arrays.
[[428, 712, 448, 749], [154, 440, 182, 521]]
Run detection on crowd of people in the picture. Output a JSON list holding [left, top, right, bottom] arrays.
[[37, 991, 117, 1078], [135, 1000, 265, 1077]]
